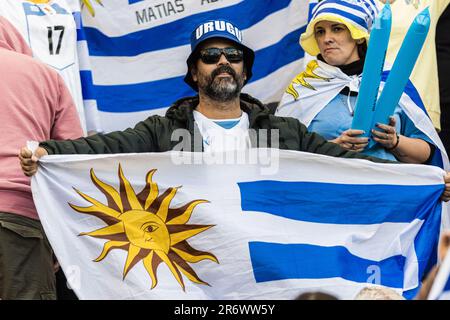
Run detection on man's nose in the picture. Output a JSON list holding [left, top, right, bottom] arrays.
[[217, 53, 230, 65]]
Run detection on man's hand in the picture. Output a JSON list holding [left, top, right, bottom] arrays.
[[442, 172, 450, 202], [19, 146, 48, 177]]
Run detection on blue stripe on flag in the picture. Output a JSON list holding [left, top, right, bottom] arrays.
[[238, 181, 443, 224], [251, 27, 305, 81], [95, 76, 190, 112], [73, 11, 81, 30], [92, 27, 305, 112], [444, 277, 450, 291], [308, 1, 318, 21], [80, 71, 96, 100], [84, 0, 292, 57], [249, 242, 405, 288], [77, 31, 86, 42], [74, 11, 87, 42], [402, 199, 441, 299]]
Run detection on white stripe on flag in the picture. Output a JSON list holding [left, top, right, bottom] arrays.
[[81, 0, 244, 36], [88, 0, 308, 86]]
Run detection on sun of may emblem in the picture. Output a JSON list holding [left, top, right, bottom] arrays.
[[286, 60, 331, 100], [69, 165, 218, 291]]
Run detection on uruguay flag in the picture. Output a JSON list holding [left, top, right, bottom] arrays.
[[68, 0, 102, 133], [31, 150, 445, 299], [78, 0, 309, 132]]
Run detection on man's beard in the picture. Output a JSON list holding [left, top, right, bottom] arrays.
[[198, 65, 245, 102]]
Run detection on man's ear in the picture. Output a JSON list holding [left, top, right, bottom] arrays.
[[191, 66, 198, 82], [243, 66, 247, 81]]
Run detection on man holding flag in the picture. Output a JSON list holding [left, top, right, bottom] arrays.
[[19, 19, 397, 168], [19, 18, 450, 200]]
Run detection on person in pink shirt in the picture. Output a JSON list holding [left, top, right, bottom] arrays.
[[0, 16, 83, 300]]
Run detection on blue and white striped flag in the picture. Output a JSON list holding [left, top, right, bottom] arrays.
[[79, 0, 309, 132], [69, 0, 103, 133], [31, 150, 446, 299]]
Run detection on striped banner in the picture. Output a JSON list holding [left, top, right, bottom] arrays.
[[80, 0, 309, 132], [31, 150, 446, 299]]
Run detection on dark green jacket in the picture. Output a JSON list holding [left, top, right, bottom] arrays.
[[41, 94, 390, 163]]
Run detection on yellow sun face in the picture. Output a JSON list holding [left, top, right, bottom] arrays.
[[121, 209, 170, 252], [69, 165, 218, 291], [81, 0, 103, 17]]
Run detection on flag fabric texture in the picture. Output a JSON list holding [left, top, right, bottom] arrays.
[[78, 0, 309, 132], [31, 149, 446, 299]]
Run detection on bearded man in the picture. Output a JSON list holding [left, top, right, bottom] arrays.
[[19, 19, 450, 203]]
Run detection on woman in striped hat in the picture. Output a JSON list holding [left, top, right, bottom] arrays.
[[276, 0, 448, 168]]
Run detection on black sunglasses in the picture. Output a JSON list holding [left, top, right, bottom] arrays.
[[199, 47, 244, 64]]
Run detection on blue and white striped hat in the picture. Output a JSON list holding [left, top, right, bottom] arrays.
[[300, 0, 379, 56]]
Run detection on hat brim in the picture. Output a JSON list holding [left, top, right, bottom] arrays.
[[184, 37, 254, 92], [300, 15, 370, 57]]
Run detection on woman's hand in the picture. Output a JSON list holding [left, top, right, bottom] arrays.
[[330, 129, 368, 152], [371, 116, 399, 150]]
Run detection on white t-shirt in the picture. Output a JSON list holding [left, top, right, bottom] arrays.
[[0, 0, 87, 134], [193, 110, 251, 153]]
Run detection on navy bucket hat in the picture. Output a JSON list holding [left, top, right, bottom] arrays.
[[184, 20, 255, 91]]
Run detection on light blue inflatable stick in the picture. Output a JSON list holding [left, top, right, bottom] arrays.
[[351, 3, 392, 139], [368, 7, 431, 149]]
